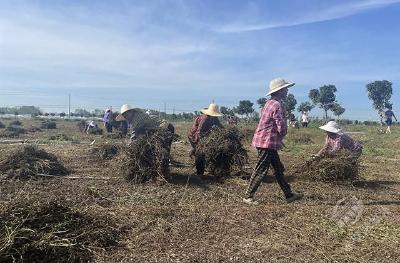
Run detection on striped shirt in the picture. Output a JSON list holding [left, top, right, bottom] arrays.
[[252, 98, 287, 150], [325, 133, 363, 153]]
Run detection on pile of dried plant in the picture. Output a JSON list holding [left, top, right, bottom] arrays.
[[26, 125, 42, 133], [90, 143, 121, 160], [87, 127, 104, 135], [114, 129, 173, 183], [0, 145, 68, 179], [49, 133, 72, 141], [295, 151, 361, 182], [0, 126, 27, 138], [41, 120, 57, 129], [195, 127, 248, 177], [9, 120, 22, 126], [77, 120, 87, 133], [0, 201, 124, 262]]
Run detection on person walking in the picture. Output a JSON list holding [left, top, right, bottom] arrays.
[[384, 106, 397, 134], [301, 111, 309, 128], [244, 78, 303, 205]]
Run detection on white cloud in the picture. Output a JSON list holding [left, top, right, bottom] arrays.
[[0, 5, 227, 91], [215, 0, 400, 33]]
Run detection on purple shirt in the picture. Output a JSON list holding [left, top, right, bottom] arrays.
[[103, 111, 112, 123]]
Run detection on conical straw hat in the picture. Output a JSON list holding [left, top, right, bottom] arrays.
[[319, 121, 343, 134], [266, 78, 295, 96], [200, 103, 223, 117]]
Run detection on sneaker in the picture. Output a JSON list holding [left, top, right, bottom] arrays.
[[286, 192, 304, 203], [243, 197, 259, 205]]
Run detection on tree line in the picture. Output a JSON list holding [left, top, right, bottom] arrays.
[[220, 80, 395, 123], [0, 80, 394, 122]]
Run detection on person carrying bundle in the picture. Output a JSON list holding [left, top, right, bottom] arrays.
[[116, 104, 175, 150], [313, 121, 362, 159], [243, 78, 303, 205], [188, 103, 223, 177]]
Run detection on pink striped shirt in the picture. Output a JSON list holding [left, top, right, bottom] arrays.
[[252, 98, 287, 150], [325, 133, 363, 153]]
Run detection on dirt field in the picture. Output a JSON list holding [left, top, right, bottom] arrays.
[[0, 118, 399, 262]]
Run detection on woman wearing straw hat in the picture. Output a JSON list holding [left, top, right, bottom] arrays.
[[116, 103, 175, 146], [188, 103, 223, 177], [314, 121, 362, 158], [116, 104, 174, 136], [244, 78, 304, 205]]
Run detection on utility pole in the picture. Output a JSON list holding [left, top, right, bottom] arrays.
[[68, 94, 71, 120]]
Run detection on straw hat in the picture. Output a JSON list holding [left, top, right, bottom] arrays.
[[116, 104, 139, 121], [266, 78, 295, 96], [200, 103, 223, 117], [319, 121, 343, 134]]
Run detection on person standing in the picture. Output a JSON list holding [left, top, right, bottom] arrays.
[[188, 103, 223, 177], [244, 78, 303, 205], [103, 108, 113, 133], [384, 106, 397, 134], [301, 111, 309, 128]]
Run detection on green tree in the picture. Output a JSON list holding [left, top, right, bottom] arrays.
[[256, 97, 267, 108], [74, 109, 91, 117], [309, 85, 337, 120], [92, 109, 104, 117], [297, 102, 314, 113], [282, 93, 297, 117], [60, 112, 66, 118], [234, 100, 254, 118], [220, 106, 229, 115], [366, 80, 393, 116], [332, 103, 346, 119], [220, 106, 235, 117], [19, 106, 42, 117]]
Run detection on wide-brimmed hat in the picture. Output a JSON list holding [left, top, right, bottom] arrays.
[[200, 103, 223, 117], [266, 78, 295, 96], [319, 121, 343, 134], [115, 104, 139, 121]]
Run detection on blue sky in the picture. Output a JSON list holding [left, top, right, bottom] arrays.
[[1, 0, 400, 120]]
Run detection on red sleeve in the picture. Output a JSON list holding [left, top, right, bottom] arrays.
[[188, 116, 201, 143]]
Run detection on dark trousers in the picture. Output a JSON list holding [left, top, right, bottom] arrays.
[[302, 122, 308, 128], [195, 154, 205, 176], [105, 122, 113, 133], [189, 140, 205, 175], [245, 148, 292, 198]]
